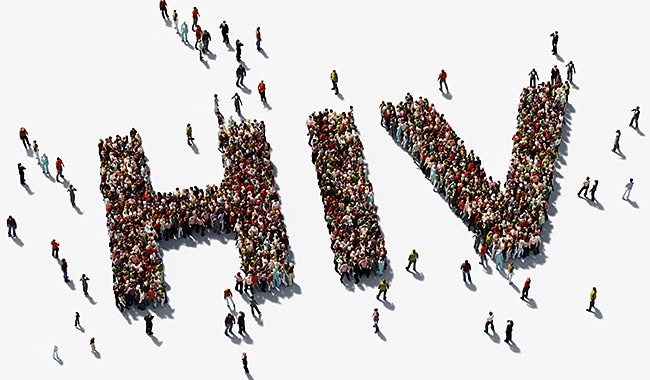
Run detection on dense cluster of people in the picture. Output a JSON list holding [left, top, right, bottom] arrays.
[[306, 108, 388, 283], [379, 81, 568, 261], [99, 121, 291, 310]]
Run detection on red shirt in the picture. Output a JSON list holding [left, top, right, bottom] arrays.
[[438, 71, 447, 81]]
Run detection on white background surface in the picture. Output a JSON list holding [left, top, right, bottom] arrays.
[[1, 0, 648, 378]]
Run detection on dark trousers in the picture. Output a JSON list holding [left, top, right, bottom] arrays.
[[578, 185, 589, 197], [588, 300, 595, 311], [630, 117, 639, 129], [340, 271, 350, 282], [250, 305, 260, 317], [521, 288, 529, 299], [552, 43, 557, 54], [505, 331, 512, 343], [484, 320, 494, 333], [161, 8, 169, 19], [235, 281, 243, 293], [259, 91, 266, 103], [21, 138, 30, 149], [406, 261, 417, 271], [331, 81, 338, 94], [377, 289, 387, 300], [439, 79, 448, 92], [192, 17, 198, 30]]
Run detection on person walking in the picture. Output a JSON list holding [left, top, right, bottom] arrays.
[[577, 176, 590, 197], [529, 68, 539, 87], [191, 7, 200, 31], [7, 216, 17, 238], [520, 277, 531, 300], [484, 311, 495, 334], [566, 61, 576, 83], [234, 272, 244, 293], [550, 31, 559, 55], [255, 27, 262, 50], [196, 38, 204, 61], [186, 123, 194, 146], [80, 274, 90, 296], [180, 21, 189, 42], [172, 10, 178, 32], [258, 80, 267, 103], [68, 184, 77, 206], [249, 295, 261, 317], [224, 313, 235, 335], [622, 178, 634, 200], [201, 29, 211, 53], [55, 157, 65, 182], [232, 93, 243, 114], [589, 180, 599, 202], [372, 308, 380, 333], [629, 106, 640, 129], [438, 69, 448, 93], [18, 163, 26, 185], [224, 288, 235, 308], [330, 70, 339, 95], [74, 312, 81, 328], [159, 0, 169, 20], [41, 153, 50, 174], [33, 140, 40, 164], [478, 243, 488, 266], [144, 313, 154, 335], [460, 259, 472, 283], [19, 127, 31, 149], [51, 238, 60, 258], [612, 130, 621, 152], [89, 337, 96, 353], [219, 20, 229, 44], [235, 64, 247, 87], [52, 345, 60, 360], [504, 320, 514, 344], [235, 39, 243, 61], [506, 262, 514, 284], [405, 249, 419, 272], [237, 311, 246, 334], [241, 352, 249, 374], [61, 259, 70, 282], [376, 279, 389, 301], [586, 287, 597, 312]]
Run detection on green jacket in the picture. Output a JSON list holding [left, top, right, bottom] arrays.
[[378, 280, 389, 291]]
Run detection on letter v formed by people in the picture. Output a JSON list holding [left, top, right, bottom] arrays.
[[99, 122, 291, 309], [382, 83, 568, 255]]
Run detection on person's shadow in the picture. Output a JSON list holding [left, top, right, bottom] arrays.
[[624, 198, 639, 208], [201, 60, 210, 69], [150, 335, 163, 347], [86, 294, 97, 305], [12, 236, 24, 247], [376, 330, 387, 341], [73, 205, 85, 215], [263, 101, 272, 110], [488, 331, 500, 343], [22, 184, 34, 195], [93, 350, 101, 359], [76, 325, 86, 333], [555, 53, 565, 62], [336, 93, 345, 100], [53, 356, 64, 365], [66, 279, 76, 290], [588, 307, 604, 319], [464, 281, 477, 291], [258, 48, 268, 59], [190, 143, 200, 154], [442, 91, 453, 100]]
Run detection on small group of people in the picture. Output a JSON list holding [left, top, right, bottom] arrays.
[[306, 108, 388, 284], [380, 78, 568, 264], [160, 2, 263, 63]]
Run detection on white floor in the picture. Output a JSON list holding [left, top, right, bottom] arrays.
[[1, 0, 648, 378]]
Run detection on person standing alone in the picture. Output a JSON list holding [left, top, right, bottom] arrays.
[[372, 308, 380, 333], [550, 31, 559, 55], [241, 352, 249, 374], [159, 0, 169, 20], [622, 178, 634, 200], [7, 216, 17, 238], [484, 311, 495, 334], [504, 320, 514, 344], [566, 61, 576, 83], [258, 80, 267, 103], [586, 287, 597, 312], [460, 259, 472, 283], [438, 69, 448, 93], [629, 106, 640, 129], [68, 184, 77, 207], [520, 277, 531, 300], [376, 279, 389, 301], [612, 130, 621, 152], [55, 157, 65, 182], [18, 163, 26, 185], [144, 313, 154, 335], [186, 123, 195, 146], [51, 238, 60, 258], [405, 249, 419, 272], [255, 27, 262, 51], [529, 68, 539, 87], [330, 70, 339, 95], [80, 274, 90, 296]]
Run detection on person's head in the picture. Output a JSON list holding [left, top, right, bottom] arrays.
[[586, 176, 590, 180], [374, 308, 378, 312], [616, 129, 620, 134], [592, 286, 597, 291], [526, 277, 530, 281], [594, 180, 599, 185], [489, 311, 493, 316], [464, 259, 468, 264], [630, 178, 634, 183]]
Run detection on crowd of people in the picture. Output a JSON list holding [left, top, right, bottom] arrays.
[[99, 120, 292, 309], [379, 80, 568, 261], [306, 108, 388, 283]]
